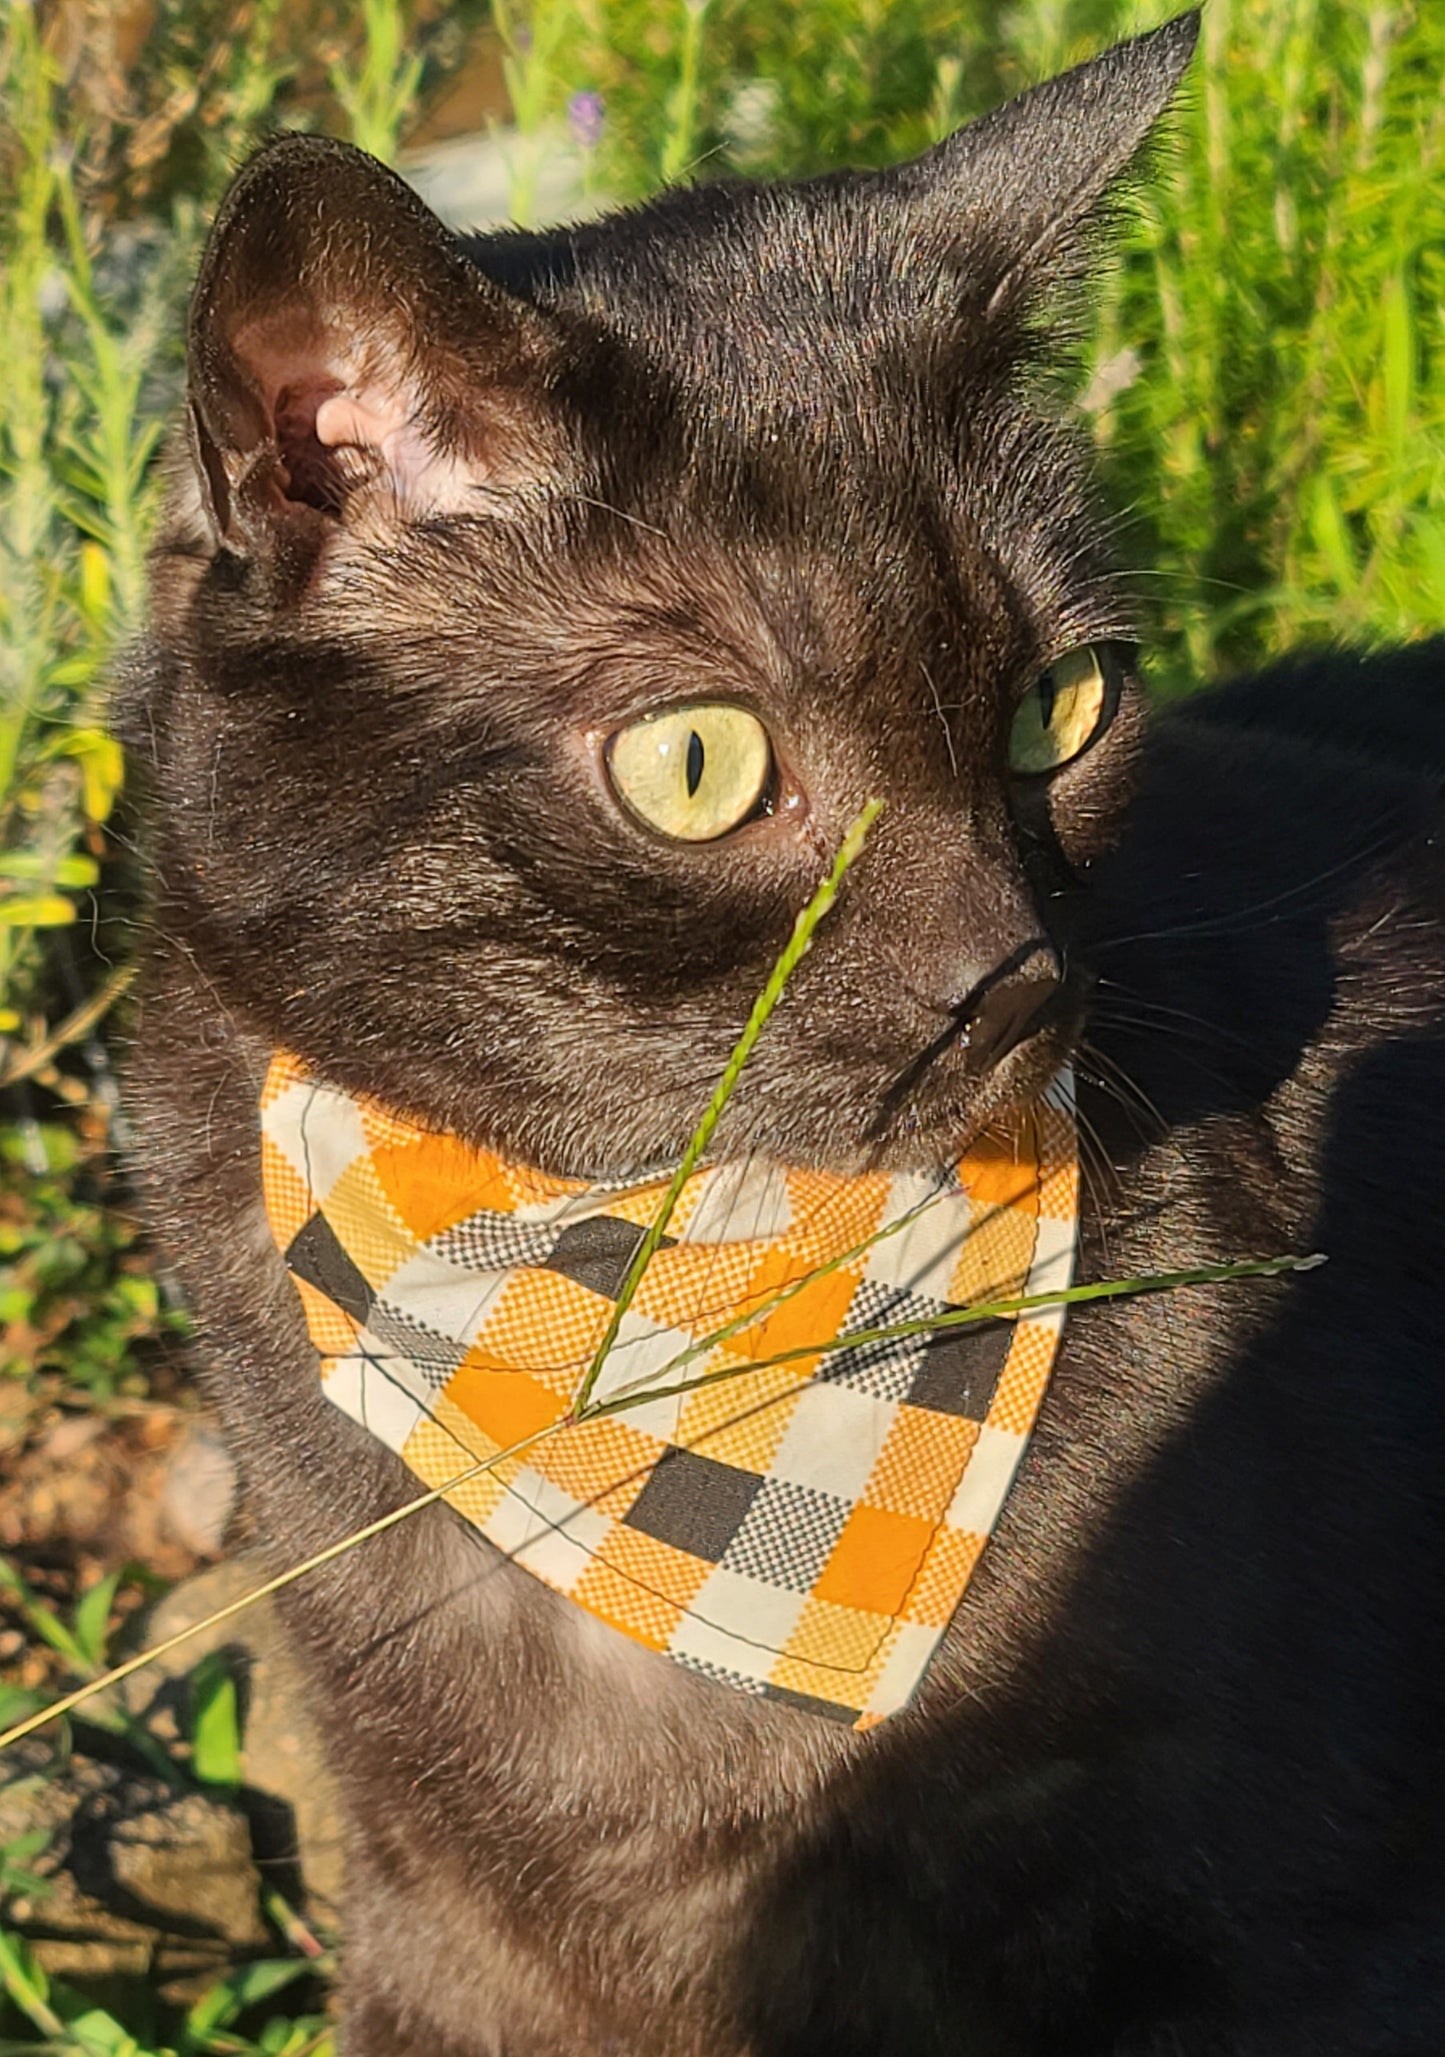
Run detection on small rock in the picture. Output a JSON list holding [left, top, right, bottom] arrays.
[[117, 1557, 347, 1922], [42, 1414, 108, 1463], [0, 1742, 268, 1996], [109, 1792, 269, 1950], [2, 1558, 346, 2006]]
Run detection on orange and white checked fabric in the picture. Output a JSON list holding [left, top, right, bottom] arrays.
[[261, 1054, 1077, 1728]]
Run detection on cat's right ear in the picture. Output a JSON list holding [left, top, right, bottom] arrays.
[[185, 135, 566, 560]]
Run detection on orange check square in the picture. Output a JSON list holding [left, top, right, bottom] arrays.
[[571, 1559, 684, 1651], [780, 1594, 891, 1678], [960, 1125, 1043, 1212], [371, 1131, 512, 1239], [905, 1524, 986, 1627], [296, 1276, 361, 1358], [813, 1502, 937, 1618], [533, 1415, 662, 1517], [595, 1522, 714, 1610], [260, 1135, 312, 1244], [446, 1353, 568, 1451]]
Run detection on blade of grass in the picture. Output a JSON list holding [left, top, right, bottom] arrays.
[[579, 1251, 1326, 1417], [572, 796, 883, 1414], [658, 0, 711, 186], [645, 1174, 964, 1386], [493, 0, 578, 226], [636, 1159, 1058, 1394], [644, 1071, 1082, 1388], [0, 1929, 67, 2042], [187, 1650, 242, 1793], [70, 1568, 124, 1672], [0, 1424, 553, 1753], [329, 0, 425, 164], [0, 1247, 1323, 1757], [0, 1564, 93, 1676]]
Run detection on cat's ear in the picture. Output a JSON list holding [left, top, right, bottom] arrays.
[[894, 11, 1200, 316], [185, 135, 564, 555]]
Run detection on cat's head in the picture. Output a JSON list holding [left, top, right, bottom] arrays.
[[141, 14, 1198, 1177]]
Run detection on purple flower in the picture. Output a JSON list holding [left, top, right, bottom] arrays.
[[568, 90, 606, 153]]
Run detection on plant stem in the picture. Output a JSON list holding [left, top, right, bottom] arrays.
[[659, 0, 710, 186], [572, 798, 883, 1414], [0, 1246, 1325, 1758], [581, 1252, 1326, 1416], [0, 1928, 66, 2041]]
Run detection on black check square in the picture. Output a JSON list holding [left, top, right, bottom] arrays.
[[286, 1213, 374, 1325], [544, 1215, 675, 1300], [906, 1316, 1012, 1420], [622, 1448, 761, 1561], [721, 1477, 851, 1592], [363, 1298, 464, 1390], [820, 1278, 938, 1401], [673, 1652, 767, 1699], [761, 1681, 858, 1724]]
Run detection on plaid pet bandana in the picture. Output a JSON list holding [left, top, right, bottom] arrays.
[[261, 1054, 1077, 1728]]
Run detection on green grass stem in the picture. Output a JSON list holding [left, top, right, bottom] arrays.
[[581, 1252, 1325, 1416], [572, 798, 883, 1413], [328, 0, 426, 165], [658, 0, 711, 185], [0, 1246, 1323, 1761], [494, 0, 577, 225]]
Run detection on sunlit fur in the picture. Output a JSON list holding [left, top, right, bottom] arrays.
[[123, 16, 1445, 2052]]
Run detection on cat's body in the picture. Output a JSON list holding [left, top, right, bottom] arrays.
[[123, 16, 1445, 2051]]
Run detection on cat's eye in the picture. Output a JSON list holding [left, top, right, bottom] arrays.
[[1008, 647, 1113, 776], [607, 704, 772, 842]]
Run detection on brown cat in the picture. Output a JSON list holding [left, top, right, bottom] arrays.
[[123, 13, 1445, 2051]]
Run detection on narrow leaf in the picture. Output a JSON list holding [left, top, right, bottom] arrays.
[[0, 893, 74, 927], [71, 1569, 123, 1671], [574, 799, 883, 1413], [188, 1650, 243, 1791]]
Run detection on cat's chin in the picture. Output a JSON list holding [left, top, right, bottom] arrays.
[[651, 1016, 1083, 1182], [446, 1008, 1084, 1186], [262, 999, 1079, 1191]]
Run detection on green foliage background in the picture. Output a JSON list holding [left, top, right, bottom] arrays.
[[0, 0, 1441, 2043]]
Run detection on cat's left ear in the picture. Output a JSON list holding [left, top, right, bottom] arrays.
[[185, 134, 568, 556], [893, 10, 1200, 315]]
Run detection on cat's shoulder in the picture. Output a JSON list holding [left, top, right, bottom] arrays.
[[1166, 639, 1445, 789], [1123, 640, 1445, 935]]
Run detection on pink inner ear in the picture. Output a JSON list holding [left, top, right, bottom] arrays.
[[264, 374, 374, 512], [234, 318, 479, 516], [234, 316, 506, 522], [313, 388, 410, 451], [314, 384, 459, 512]]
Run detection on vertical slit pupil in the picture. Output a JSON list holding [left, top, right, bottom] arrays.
[[1038, 672, 1057, 729], [686, 730, 705, 797]]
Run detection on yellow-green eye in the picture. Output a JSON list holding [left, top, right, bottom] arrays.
[[1008, 646, 1112, 775], [607, 704, 772, 842]]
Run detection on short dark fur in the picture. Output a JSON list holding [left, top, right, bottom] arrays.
[[123, 15, 1445, 2050]]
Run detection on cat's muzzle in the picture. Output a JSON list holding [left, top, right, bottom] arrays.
[[954, 940, 1066, 1076]]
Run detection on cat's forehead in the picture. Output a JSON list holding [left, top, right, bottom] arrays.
[[475, 177, 1007, 435], [453, 179, 1108, 669]]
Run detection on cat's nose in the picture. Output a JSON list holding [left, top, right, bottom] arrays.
[[954, 941, 1064, 1074]]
